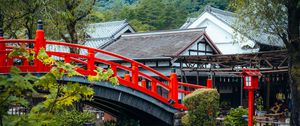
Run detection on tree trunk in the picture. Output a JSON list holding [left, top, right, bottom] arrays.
[[287, 0, 300, 125], [67, 22, 79, 54], [0, 12, 3, 28], [290, 52, 300, 126]]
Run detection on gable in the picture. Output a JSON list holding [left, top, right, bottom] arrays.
[[186, 12, 261, 54], [180, 33, 221, 56]]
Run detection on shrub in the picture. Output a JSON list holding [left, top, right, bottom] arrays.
[[181, 114, 190, 126], [224, 107, 248, 126], [182, 88, 220, 126]]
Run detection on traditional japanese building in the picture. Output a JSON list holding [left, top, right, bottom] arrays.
[[179, 5, 289, 109], [181, 5, 285, 53]]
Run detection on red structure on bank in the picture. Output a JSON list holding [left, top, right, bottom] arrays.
[[241, 68, 262, 126], [0, 20, 206, 110]]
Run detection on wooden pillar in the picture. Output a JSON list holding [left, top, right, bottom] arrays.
[[240, 77, 244, 106], [266, 76, 270, 109]]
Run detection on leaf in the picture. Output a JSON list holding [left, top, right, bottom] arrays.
[[37, 48, 55, 65]]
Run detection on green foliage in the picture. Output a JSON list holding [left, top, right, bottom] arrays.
[[88, 68, 119, 86], [94, 0, 230, 31], [8, 47, 35, 61], [181, 114, 190, 126], [223, 107, 248, 126], [102, 118, 139, 126], [182, 88, 220, 126], [103, 120, 117, 126], [0, 0, 95, 48], [55, 108, 96, 126], [256, 96, 264, 111], [0, 47, 119, 125], [0, 67, 38, 117], [230, 0, 287, 45]]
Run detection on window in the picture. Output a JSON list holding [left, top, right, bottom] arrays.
[[246, 76, 251, 86]]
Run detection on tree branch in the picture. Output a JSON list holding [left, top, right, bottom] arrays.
[[75, 0, 96, 21]]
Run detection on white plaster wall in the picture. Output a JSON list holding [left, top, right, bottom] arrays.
[[188, 12, 259, 54]]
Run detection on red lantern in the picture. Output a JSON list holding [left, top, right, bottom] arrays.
[[241, 69, 262, 90], [241, 68, 262, 126]]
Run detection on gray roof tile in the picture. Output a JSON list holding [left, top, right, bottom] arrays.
[[97, 29, 206, 60], [46, 20, 134, 56]]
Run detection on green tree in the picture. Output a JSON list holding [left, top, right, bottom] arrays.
[[0, 0, 43, 39], [0, 48, 118, 126], [43, 0, 96, 53], [230, 0, 300, 125], [0, 0, 96, 53]]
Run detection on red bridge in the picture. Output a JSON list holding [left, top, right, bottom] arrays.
[[0, 21, 206, 125]]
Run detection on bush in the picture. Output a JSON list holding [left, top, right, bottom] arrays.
[[181, 114, 190, 126], [224, 107, 248, 126], [182, 88, 220, 126], [55, 108, 96, 126]]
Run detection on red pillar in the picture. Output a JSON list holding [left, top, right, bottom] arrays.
[[141, 79, 146, 88], [0, 28, 5, 67], [151, 80, 157, 93], [206, 78, 212, 88], [124, 74, 131, 82], [131, 63, 139, 87], [111, 65, 117, 76], [87, 48, 95, 75], [34, 20, 46, 72], [169, 73, 179, 108], [248, 89, 254, 126], [34, 20, 47, 72]]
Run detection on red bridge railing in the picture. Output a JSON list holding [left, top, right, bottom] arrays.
[[0, 21, 206, 110]]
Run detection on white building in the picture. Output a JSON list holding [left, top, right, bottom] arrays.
[[180, 5, 285, 54]]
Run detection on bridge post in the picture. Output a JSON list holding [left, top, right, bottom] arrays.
[[34, 20, 46, 71], [87, 48, 95, 74], [141, 79, 146, 88], [169, 73, 179, 108], [0, 28, 6, 67], [151, 80, 157, 93], [206, 78, 212, 88], [124, 74, 131, 82], [131, 62, 139, 87], [110, 65, 117, 76]]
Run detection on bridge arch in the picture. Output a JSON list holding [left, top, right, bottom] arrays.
[[63, 76, 180, 125]]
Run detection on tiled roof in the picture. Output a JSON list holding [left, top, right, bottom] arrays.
[[46, 20, 135, 56], [86, 20, 131, 39], [96, 29, 207, 60], [181, 5, 285, 48]]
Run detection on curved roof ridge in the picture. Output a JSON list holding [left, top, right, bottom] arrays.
[[88, 20, 127, 27], [205, 5, 235, 17], [121, 28, 206, 37]]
